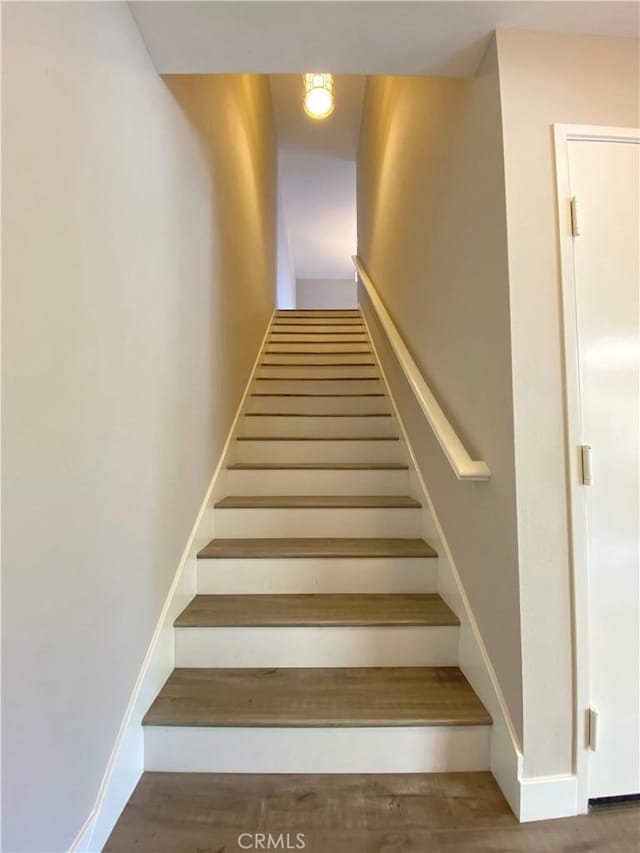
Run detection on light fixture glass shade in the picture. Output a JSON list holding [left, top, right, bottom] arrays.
[[303, 73, 335, 119]]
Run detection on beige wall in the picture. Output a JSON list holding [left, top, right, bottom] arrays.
[[496, 28, 640, 778], [1, 4, 276, 851], [357, 41, 523, 740]]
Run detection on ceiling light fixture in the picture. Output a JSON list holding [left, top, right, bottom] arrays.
[[303, 73, 335, 120]]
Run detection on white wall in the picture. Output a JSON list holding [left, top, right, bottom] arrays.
[[296, 278, 357, 310], [1, 5, 277, 851], [357, 42, 522, 742], [496, 28, 640, 779], [279, 149, 357, 281], [276, 189, 296, 308]]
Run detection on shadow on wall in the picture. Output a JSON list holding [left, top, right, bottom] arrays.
[[163, 73, 277, 372]]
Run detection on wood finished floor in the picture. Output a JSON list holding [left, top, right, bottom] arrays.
[[105, 771, 640, 852]]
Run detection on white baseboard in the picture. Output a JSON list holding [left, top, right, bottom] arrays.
[[70, 310, 275, 852], [518, 773, 579, 822], [361, 307, 525, 819]]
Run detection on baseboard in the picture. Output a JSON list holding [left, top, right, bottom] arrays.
[[518, 774, 579, 821], [360, 304, 524, 819], [70, 309, 275, 852]]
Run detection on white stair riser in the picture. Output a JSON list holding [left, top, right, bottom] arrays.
[[257, 366, 379, 379], [253, 379, 383, 394], [214, 506, 422, 538], [175, 626, 459, 667], [262, 354, 375, 365], [234, 439, 404, 464], [197, 557, 438, 594], [240, 415, 396, 438], [224, 468, 410, 496], [269, 334, 368, 344], [144, 726, 490, 773], [265, 343, 371, 353], [246, 395, 390, 415]]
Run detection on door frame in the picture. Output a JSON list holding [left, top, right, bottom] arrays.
[[553, 123, 640, 812]]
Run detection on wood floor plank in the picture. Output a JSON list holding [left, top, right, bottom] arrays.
[[198, 537, 437, 559], [105, 771, 640, 853], [214, 496, 420, 509], [175, 593, 459, 628], [142, 667, 491, 727]]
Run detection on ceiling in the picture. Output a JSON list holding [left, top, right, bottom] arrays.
[[130, 1, 638, 76]]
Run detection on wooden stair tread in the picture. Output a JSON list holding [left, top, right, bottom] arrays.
[[273, 322, 365, 327], [269, 331, 368, 336], [276, 310, 361, 314], [236, 436, 399, 441], [251, 393, 386, 398], [227, 462, 408, 470], [143, 667, 491, 727], [198, 537, 437, 559], [261, 362, 375, 367], [175, 594, 459, 628], [245, 413, 391, 418], [215, 495, 420, 509], [264, 350, 371, 355], [256, 377, 380, 382]]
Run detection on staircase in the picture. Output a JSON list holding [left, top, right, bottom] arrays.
[[142, 309, 491, 773]]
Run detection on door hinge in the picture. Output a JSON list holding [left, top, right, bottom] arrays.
[[580, 444, 593, 485], [588, 707, 599, 751], [570, 196, 581, 237]]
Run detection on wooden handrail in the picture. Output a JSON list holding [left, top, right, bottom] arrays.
[[353, 256, 491, 481]]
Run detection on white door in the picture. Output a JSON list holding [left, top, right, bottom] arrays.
[[568, 135, 640, 800]]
